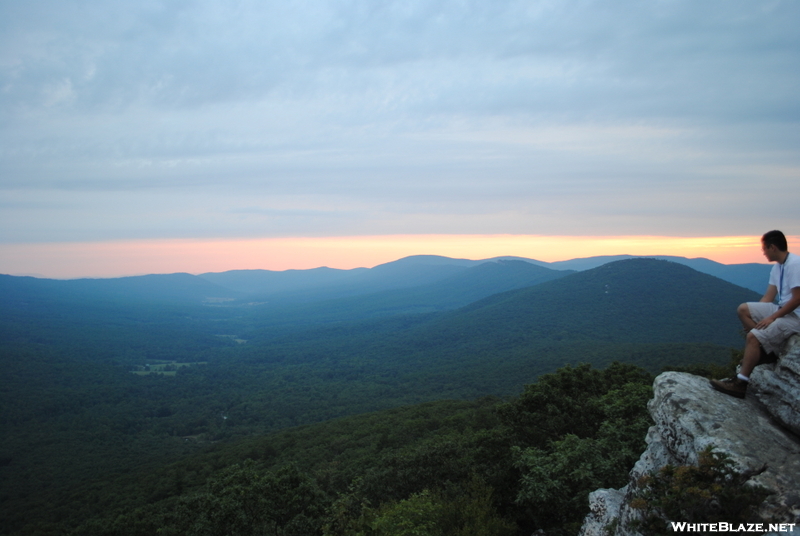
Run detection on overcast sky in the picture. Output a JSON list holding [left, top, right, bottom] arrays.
[[1, 0, 799, 273]]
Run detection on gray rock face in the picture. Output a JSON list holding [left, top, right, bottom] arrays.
[[579, 334, 800, 536], [582, 488, 625, 536], [751, 335, 800, 437]]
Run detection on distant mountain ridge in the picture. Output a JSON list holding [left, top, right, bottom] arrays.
[[239, 259, 573, 326], [1, 254, 770, 314], [0, 272, 240, 308], [198, 254, 553, 303], [198, 253, 770, 298]]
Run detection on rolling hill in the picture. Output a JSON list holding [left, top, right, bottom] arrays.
[[548, 255, 770, 294], [0, 257, 762, 536], [426, 257, 754, 347], [231, 258, 757, 403]]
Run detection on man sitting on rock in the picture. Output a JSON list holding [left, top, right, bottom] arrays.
[[711, 230, 800, 398]]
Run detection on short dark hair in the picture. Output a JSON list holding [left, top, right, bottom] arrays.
[[762, 230, 788, 252]]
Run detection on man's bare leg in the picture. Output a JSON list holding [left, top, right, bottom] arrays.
[[740, 332, 762, 378], [710, 308, 762, 398], [738, 303, 757, 331], [710, 333, 757, 398]]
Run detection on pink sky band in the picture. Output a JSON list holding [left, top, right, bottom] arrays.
[[2, 234, 796, 280]]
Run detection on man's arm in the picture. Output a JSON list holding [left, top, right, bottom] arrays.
[[760, 285, 778, 303], [755, 287, 800, 329]]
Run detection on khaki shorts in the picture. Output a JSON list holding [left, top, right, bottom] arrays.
[[748, 302, 800, 355]]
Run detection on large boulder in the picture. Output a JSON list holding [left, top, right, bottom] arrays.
[[580, 334, 800, 536]]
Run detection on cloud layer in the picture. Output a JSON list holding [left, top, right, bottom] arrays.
[[2, 0, 799, 245]]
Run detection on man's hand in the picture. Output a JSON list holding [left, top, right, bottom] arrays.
[[755, 316, 776, 330], [755, 288, 800, 330]]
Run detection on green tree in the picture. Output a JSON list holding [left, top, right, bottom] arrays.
[[324, 478, 514, 536], [169, 460, 327, 536], [498, 362, 652, 448], [507, 365, 653, 534]]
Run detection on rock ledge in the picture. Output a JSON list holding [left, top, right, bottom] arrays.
[[580, 334, 800, 536]]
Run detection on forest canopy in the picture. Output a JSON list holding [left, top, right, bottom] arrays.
[[0, 259, 752, 534]]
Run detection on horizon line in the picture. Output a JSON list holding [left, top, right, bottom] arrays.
[[2, 234, 794, 280]]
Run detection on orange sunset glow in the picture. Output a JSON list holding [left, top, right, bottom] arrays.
[[3, 234, 796, 280]]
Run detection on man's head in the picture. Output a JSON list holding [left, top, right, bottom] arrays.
[[761, 230, 788, 262]]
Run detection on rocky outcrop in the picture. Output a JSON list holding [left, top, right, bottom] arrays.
[[580, 334, 800, 536], [751, 335, 800, 437]]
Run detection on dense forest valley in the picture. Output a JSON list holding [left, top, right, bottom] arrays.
[[0, 256, 764, 535]]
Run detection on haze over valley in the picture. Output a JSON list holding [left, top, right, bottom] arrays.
[[0, 254, 765, 534]]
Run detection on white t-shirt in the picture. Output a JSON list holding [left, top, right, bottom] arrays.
[[768, 252, 800, 317]]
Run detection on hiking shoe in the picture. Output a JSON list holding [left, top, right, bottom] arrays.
[[709, 377, 748, 399]]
